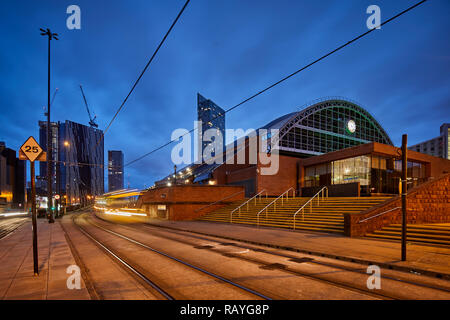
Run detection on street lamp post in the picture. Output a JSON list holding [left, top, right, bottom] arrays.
[[40, 28, 58, 224], [174, 165, 177, 185], [63, 141, 70, 213], [401, 134, 408, 261]]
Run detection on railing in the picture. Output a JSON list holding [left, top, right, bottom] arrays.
[[358, 207, 401, 223], [230, 190, 267, 223], [256, 187, 296, 227], [293, 186, 328, 229], [194, 190, 245, 213]]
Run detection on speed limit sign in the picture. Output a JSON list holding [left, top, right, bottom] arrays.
[[19, 136, 46, 162]]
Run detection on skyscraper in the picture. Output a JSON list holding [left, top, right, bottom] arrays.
[[38, 121, 59, 190], [108, 150, 124, 192], [197, 93, 225, 159], [39, 120, 104, 205]]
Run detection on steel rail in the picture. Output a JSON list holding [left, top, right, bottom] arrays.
[[293, 186, 328, 229], [134, 223, 450, 296], [230, 189, 267, 223], [73, 215, 174, 300], [256, 187, 295, 227], [80, 213, 272, 300], [358, 207, 401, 223]]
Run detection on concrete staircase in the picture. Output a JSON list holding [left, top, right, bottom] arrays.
[[365, 223, 450, 246], [198, 196, 391, 234]]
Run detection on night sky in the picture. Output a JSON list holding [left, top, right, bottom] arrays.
[[1, 0, 449, 190]]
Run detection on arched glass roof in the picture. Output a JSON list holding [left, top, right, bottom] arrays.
[[263, 98, 392, 156]]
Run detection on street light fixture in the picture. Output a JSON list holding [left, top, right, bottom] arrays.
[[40, 27, 58, 224]]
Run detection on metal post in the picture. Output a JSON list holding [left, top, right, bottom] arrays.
[[30, 161, 39, 275], [401, 134, 408, 261], [56, 155, 60, 218], [173, 165, 177, 185], [46, 34, 54, 223]]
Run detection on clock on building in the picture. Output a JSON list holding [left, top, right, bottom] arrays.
[[347, 119, 356, 133]]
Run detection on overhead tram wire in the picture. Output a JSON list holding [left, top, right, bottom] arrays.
[[124, 0, 428, 168], [48, 159, 107, 169], [96, 0, 191, 146]]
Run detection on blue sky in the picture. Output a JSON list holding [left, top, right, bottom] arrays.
[[1, 0, 449, 189]]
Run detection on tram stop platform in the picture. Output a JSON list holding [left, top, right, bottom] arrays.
[[142, 219, 450, 279], [0, 218, 90, 300]]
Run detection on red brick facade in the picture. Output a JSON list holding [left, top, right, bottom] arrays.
[[139, 185, 244, 220], [257, 154, 299, 196], [345, 173, 450, 237], [209, 142, 450, 197]]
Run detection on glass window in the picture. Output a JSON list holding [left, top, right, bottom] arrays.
[[331, 155, 371, 187]]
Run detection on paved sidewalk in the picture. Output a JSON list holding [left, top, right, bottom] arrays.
[[143, 219, 450, 278], [0, 219, 90, 300]]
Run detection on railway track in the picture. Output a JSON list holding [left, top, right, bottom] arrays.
[[73, 213, 272, 300], [0, 217, 29, 240], [89, 214, 395, 299], [135, 223, 450, 294], [92, 214, 450, 300]]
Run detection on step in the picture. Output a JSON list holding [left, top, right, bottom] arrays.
[[389, 224, 450, 232], [365, 233, 450, 246], [203, 213, 345, 219], [225, 220, 344, 234], [207, 214, 344, 221], [200, 217, 343, 228], [371, 230, 450, 241], [380, 226, 450, 236]]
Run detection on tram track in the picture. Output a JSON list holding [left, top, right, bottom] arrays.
[[92, 213, 450, 300], [135, 223, 450, 294], [0, 217, 29, 240], [73, 213, 272, 300], [89, 213, 393, 300]]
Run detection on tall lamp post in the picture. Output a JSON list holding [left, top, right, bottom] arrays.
[[40, 28, 58, 224], [401, 134, 408, 261], [174, 165, 177, 185]]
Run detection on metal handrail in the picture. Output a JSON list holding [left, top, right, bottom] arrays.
[[256, 187, 296, 226], [230, 189, 267, 223], [358, 207, 401, 223], [293, 186, 328, 229], [194, 190, 245, 213]]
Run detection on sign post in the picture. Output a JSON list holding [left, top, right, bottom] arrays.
[[19, 136, 46, 275], [30, 161, 38, 275]]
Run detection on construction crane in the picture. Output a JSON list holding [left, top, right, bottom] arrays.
[[79, 85, 98, 128]]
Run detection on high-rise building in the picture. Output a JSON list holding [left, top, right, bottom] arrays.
[[197, 93, 225, 159], [0, 142, 26, 208], [410, 123, 450, 160], [39, 120, 104, 205], [38, 121, 59, 189], [108, 150, 124, 192]]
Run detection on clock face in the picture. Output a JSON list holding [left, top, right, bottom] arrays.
[[347, 120, 356, 133]]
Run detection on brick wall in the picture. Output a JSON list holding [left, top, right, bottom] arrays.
[[139, 185, 245, 220], [345, 173, 450, 237], [257, 154, 298, 196]]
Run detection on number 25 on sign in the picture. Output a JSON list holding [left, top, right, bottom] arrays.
[[19, 136, 46, 162]]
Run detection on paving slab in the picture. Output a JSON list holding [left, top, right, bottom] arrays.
[[0, 219, 91, 300], [139, 219, 450, 278]]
